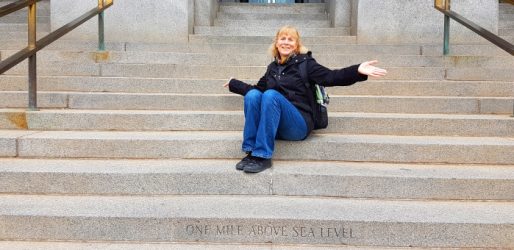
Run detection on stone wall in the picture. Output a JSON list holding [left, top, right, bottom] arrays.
[[356, 0, 498, 44], [51, 0, 195, 43], [51, 0, 499, 45]]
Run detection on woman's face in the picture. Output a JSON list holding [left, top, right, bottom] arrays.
[[276, 33, 298, 59]]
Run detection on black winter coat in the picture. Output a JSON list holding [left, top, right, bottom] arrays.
[[228, 52, 368, 134]]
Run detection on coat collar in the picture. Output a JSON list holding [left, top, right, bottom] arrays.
[[273, 52, 312, 66]]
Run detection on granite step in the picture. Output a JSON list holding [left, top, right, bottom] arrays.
[[6, 40, 509, 57], [194, 26, 350, 36], [1, 91, 512, 115], [0, 158, 513, 200], [0, 23, 51, 32], [0, 0, 50, 19], [500, 8, 514, 15], [124, 43, 422, 55], [3, 50, 513, 68], [1, 76, 512, 97], [499, 19, 514, 28], [499, 27, 514, 36], [216, 12, 328, 21], [2, 63, 448, 80], [2, 130, 514, 164], [0, 194, 512, 247], [0, 50, 431, 66], [1, 109, 513, 137], [0, 31, 50, 40], [0, 241, 396, 250], [421, 44, 513, 56], [214, 19, 331, 28], [500, 13, 514, 21], [501, 35, 514, 43], [4, 60, 509, 81], [0, 15, 49, 24], [188, 34, 356, 45], [219, 3, 326, 15], [446, 67, 514, 81]]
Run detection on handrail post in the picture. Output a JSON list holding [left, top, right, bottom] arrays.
[[443, 0, 451, 55], [28, 0, 38, 111], [98, 0, 105, 51]]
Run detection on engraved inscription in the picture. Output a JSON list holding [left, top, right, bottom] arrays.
[[184, 224, 355, 239]]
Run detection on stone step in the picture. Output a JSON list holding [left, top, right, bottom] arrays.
[[2, 109, 512, 137], [0, 50, 426, 66], [4, 49, 513, 68], [0, 241, 390, 250], [502, 35, 514, 43], [76, 64, 448, 80], [0, 31, 49, 40], [446, 67, 514, 81], [499, 27, 514, 36], [4, 60, 510, 81], [2, 61, 100, 76], [124, 43, 421, 55], [2, 130, 514, 164], [421, 44, 513, 56], [0, 23, 50, 32], [2, 63, 444, 80], [1, 91, 512, 114], [500, 13, 514, 21], [0, 194, 512, 247], [216, 12, 328, 21], [4, 91, 510, 114], [7, 40, 405, 54], [0, 158, 513, 200], [499, 19, 514, 28], [5, 39, 509, 58], [0, 0, 50, 18], [214, 19, 331, 28], [500, 8, 514, 15], [342, 80, 514, 97], [220, 3, 326, 15], [2, 76, 512, 97], [0, 130, 32, 156], [190, 34, 357, 45], [0, 15, 49, 24], [194, 26, 350, 36]]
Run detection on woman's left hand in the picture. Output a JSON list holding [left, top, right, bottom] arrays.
[[358, 60, 388, 77]]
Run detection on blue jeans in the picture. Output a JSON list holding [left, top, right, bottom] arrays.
[[242, 89, 308, 159]]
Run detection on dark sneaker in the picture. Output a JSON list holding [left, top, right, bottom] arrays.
[[235, 153, 253, 170], [243, 157, 272, 173]]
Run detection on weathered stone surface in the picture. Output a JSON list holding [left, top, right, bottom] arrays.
[[357, 0, 498, 44], [0, 158, 512, 200], [15, 131, 514, 164], [17, 110, 514, 137], [0, 131, 35, 156], [51, 0, 195, 43], [0, 159, 271, 195], [0, 195, 512, 247]]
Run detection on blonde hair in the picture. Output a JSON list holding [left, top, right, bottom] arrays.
[[269, 25, 309, 63]]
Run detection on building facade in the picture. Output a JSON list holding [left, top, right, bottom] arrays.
[[51, 0, 499, 45]]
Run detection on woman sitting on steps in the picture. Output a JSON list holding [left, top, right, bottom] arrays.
[[224, 25, 387, 173]]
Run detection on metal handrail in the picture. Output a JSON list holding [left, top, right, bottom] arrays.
[[0, 0, 41, 17], [434, 0, 514, 56], [0, 0, 114, 110], [435, 0, 514, 117]]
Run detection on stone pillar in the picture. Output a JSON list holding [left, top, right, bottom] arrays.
[[51, 0, 195, 43], [194, 0, 219, 26], [326, 0, 352, 28], [356, 0, 499, 44], [350, 0, 358, 35]]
